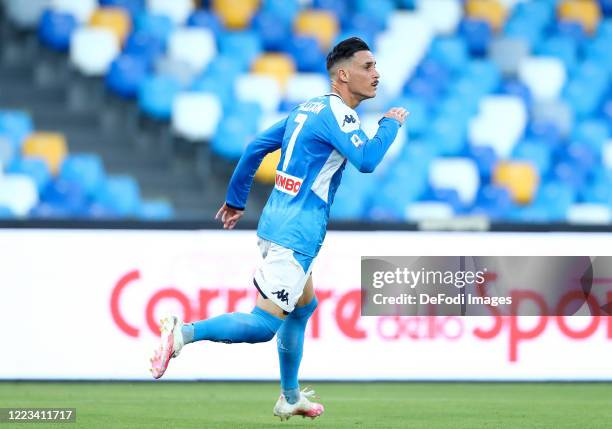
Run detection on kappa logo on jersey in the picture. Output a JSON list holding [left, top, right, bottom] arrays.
[[342, 115, 356, 128], [271, 289, 290, 304], [275, 170, 303, 196]]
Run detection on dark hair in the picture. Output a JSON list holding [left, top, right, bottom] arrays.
[[326, 37, 371, 72]]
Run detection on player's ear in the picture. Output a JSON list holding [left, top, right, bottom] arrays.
[[338, 68, 349, 83]]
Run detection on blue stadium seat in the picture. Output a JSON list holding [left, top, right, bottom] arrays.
[[538, 36, 578, 72], [563, 141, 598, 172], [124, 31, 166, 66], [600, 0, 612, 15], [96, 175, 141, 217], [499, 80, 533, 110], [463, 59, 501, 94], [190, 75, 234, 111], [347, 12, 385, 39], [7, 157, 51, 192], [314, 0, 350, 25], [527, 120, 562, 148], [504, 17, 542, 49], [415, 58, 451, 92], [426, 116, 466, 156], [0, 111, 33, 147], [106, 54, 149, 99], [41, 178, 88, 215], [139, 200, 174, 220], [0, 205, 15, 219], [251, 11, 291, 52], [204, 54, 245, 79], [218, 31, 263, 69], [428, 37, 468, 73], [211, 115, 253, 160], [134, 12, 175, 46], [283, 35, 326, 73], [138, 75, 181, 120], [460, 18, 492, 56], [556, 20, 587, 44], [99, 0, 144, 17], [187, 9, 223, 34], [387, 97, 429, 137], [553, 161, 587, 190], [473, 184, 514, 220], [59, 154, 105, 198], [512, 140, 552, 175], [468, 145, 497, 179], [262, 0, 300, 25], [531, 181, 576, 220], [581, 169, 612, 204], [354, 0, 394, 29], [226, 102, 262, 133], [574, 119, 610, 151], [38, 10, 78, 52]]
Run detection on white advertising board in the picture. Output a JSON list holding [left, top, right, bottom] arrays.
[[1, 229, 611, 380]]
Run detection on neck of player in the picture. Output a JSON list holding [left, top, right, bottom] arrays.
[[330, 82, 361, 109]]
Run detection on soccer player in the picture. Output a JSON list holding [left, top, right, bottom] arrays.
[[150, 37, 408, 420]]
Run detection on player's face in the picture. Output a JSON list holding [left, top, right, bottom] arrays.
[[348, 50, 380, 100]]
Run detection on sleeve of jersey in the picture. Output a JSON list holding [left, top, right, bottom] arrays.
[[324, 111, 401, 174], [225, 119, 286, 210]]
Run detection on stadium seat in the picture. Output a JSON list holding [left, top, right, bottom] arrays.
[[405, 201, 454, 221], [218, 31, 263, 70], [538, 35, 578, 72], [134, 12, 175, 46], [428, 37, 468, 73], [602, 140, 612, 169], [460, 18, 492, 56], [7, 157, 51, 192], [493, 161, 539, 204], [172, 92, 222, 141], [0, 135, 15, 171], [255, 150, 281, 184], [469, 95, 527, 158], [212, 0, 259, 29], [211, 115, 253, 160], [252, 54, 296, 91], [59, 153, 105, 197], [285, 73, 329, 105], [531, 100, 574, 138], [139, 200, 174, 220], [533, 180, 576, 220], [416, 0, 463, 35], [469, 144, 497, 179], [566, 203, 611, 224], [518, 57, 566, 102], [70, 27, 120, 76], [106, 53, 149, 99], [390, 96, 428, 137], [187, 9, 223, 33], [22, 132, 68, 175], [488, 37, 530, 76], [227, 102, 263, 133], [0, 111, 33, 147], [235, 74, 282, 113], [465, 0, 507, 32], [574, 120, 610, 152], [252, 10, 292, 52], [354, 0, 395, 30], [427, 116, 466, 156], [99, 0, 144, 17], [38, 10, 78, 52], [50, 0, 97, 23], [155, 56, 198, 87], [146, 0, 194, 25], [167, 28, 216, 73], [96, 175, 141, 217], [294, 10, 339, 50], [261, 0, 300, 25], [429, 158, 480, 205], [124, 31, 165, 66], [138, 75, 181, 120], [0, 174, 38, 216], [89, 7, 132, 45], [5, 0, 49, 29], [558, 0, 601, 34], [512, 140, 552, 175]]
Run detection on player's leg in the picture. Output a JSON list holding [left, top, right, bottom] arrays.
[[277, 276, 317, 403]]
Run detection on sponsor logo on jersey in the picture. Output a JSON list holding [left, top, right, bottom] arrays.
[[272, 289, 290, 304], [342, 114, 356, 127], [275, 170, 303, 196], [351, 134, 364, 148], [299, 101, 326, 114]]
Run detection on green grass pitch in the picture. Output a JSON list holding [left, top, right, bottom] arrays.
[[1, 382, 611, 428]]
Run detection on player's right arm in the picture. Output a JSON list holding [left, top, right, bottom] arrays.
[[323, 102, 408, 173], [217, 118, 287, 229]]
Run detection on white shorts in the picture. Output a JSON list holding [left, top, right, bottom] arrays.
[[253, 239, 314, 313]]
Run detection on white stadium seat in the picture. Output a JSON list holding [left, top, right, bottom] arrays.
[[168, 28, 217, 74], [0, 174, 38, 217], [567, 204, 612, 225], [51, 0, 97, 24], [285, 74, 329, 105], [147, 0, 194, 25], [429, 158, 480, 205], [405, 201, 455, 221], [469, 95, 527, 158], [235, 74, 281, 114], [172, 92, 222, 141], [70, 28, 120, 76], [5, 0, 50, 28], [518, 57, 567, 102], [416, 0, 463, 35], [602, 140, 612, 169]]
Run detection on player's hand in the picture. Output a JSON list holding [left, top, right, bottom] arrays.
[[383, 107, 409, 126], [215, 203, 244, 230]]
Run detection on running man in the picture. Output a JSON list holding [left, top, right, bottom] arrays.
[[150, 37, 408, 421]]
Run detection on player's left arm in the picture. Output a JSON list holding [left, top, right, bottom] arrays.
[[217, 118, 286, 229]]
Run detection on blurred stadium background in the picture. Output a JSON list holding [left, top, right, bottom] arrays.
[[2, 0, 612, 428]]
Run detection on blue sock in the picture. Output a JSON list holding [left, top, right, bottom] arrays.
[[189, 307, 283, 344], [277, 298, 318, 404]]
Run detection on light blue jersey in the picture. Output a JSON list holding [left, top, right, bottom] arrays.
[[226, 93, 401, 257]]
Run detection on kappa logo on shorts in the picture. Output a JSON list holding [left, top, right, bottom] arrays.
[[271, 289, 289, 305]]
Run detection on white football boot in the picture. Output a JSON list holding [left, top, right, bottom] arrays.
[[150, 316, 184, 379], [273, 387, 325, 421]]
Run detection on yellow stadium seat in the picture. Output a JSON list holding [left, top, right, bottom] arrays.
[[493, 161, 539, 205], [213, 0, 259, 30], [294, 10, 339, 50], [252, 54, 296, 90], [22, 132, 68, 175], [465, 0, 507, 32], [558, 0, 601, 34], [89, 7, 131, 44], [255, 149, 280, 184]]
